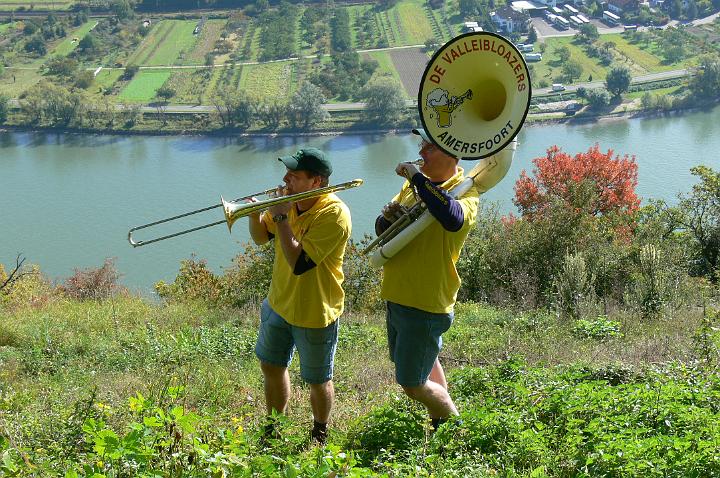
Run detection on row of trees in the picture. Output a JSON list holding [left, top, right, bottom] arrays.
[[212, 78, 409, 130]]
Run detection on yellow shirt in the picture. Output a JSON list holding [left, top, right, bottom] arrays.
[[380, 168, 479, 313], [263, 193, 351, 328]]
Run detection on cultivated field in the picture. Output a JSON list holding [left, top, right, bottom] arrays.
[[388, 46, 427, 97], [119, 69, 172, 102], [127, 20, 200, 67], [0, 0, 73, 10], [238, 61, 296, 101], [49, 20, 97, 57]]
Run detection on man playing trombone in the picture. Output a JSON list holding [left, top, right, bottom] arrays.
[[248, 148, 352, 445], [375, 128, 480, 431]]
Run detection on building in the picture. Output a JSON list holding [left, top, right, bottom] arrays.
[[490, 6, 531, 33], [607, 0, 639, 14]]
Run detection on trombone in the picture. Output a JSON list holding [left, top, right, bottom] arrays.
[[128, 179, 363, 247]]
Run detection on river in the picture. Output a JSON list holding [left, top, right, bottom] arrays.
[[1, 106, 718, 293]]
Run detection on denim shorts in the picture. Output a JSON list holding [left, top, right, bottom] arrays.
[[386, 301, 453, 387], [255, 299, 339, 384]]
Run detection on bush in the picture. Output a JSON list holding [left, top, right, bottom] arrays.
[[59, 258, 125, 301], [344, 398, 426, 464], [572, 315, 622, 339]]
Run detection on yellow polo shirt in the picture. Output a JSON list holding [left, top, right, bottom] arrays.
[[381, 168, 479, 313], [263, 193, 351, 328]]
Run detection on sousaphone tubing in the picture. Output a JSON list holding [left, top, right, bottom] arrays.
[[419, 31, 531, 160]]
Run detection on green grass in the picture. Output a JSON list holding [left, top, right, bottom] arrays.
[[532, 37, 610, 85], [94, 68, 123, 90], [394, 0, 435, 45], [0, 20, 19, 33], [238, 61, 296, 100], [0, 268, 717, 475], [127, 20, 200, 67], [0, 0, 74, 10], [365, 50, 403, 84], [49, 20, 97, 57], [0, 67, 41, 97], [118, 69, 172, 102]]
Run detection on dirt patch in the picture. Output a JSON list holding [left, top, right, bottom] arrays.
[[388, 47, 427, 98]]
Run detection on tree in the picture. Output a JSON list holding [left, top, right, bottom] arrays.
[[676, 166, 720, 280], [605, 65, 632, 98], [213, 87, 254, 130], [0, 94, 9, 124], [576, 23, 599, 43], [0, 254, 32, 296], [585, 88, 611, 108], [111, 0, 133, 20], [458, 0, 478, 15], [514, 143, 640, 221], [156, 85, 176, 101], [45, 55, 79, 77], [361, 79, 407, 125], [562, 59, 583, 83], [555, 45, 571, 63], [78, 33, 97, 52], [688, 55, 720, 99], [75, 70, 95, 89], [527, 27, 537, 43], [255, 98, 286, 130], [123, 65, 140, 80], [24, 36, 47, 55], [663, 42, 685, 63], [287, 82, 327, 130]]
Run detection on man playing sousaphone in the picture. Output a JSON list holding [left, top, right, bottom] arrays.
[[374, 127, 480, 431]]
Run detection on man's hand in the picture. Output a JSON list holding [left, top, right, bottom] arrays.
[[382, 201, 406, 223], [395, 162, 421, 180], [268, 184, 291, 216]]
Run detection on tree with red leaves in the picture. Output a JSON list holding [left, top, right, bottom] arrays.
[[514, 144, 640, 219]]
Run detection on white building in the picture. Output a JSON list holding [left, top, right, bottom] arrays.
[[490, 6, 531, 33]]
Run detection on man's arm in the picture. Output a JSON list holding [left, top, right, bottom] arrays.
[[248, 211, 270, 245], [410, 173, 464, 232]]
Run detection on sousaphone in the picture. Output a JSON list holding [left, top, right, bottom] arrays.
[[419, 31, 531, 160], [363, 32, 531, 266]]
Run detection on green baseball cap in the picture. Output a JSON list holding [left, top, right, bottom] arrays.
[[278, 148, 332, 177]]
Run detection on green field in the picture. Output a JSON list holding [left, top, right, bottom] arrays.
[[238, 61, 296, 100], [365, 50, 403, 84], [0, 0, 74, 10], [0, 67, 41, 97], [0, 21, 19, 33], [49, 20, 97, 57], [531, 37, 611, 85], [119, 69, 172, 102], [127, 20, 200, 67], [94, 68, 123, 90], [394, 0, 435, 44]]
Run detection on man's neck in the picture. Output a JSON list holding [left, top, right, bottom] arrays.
[[296, 195, 321, 213]]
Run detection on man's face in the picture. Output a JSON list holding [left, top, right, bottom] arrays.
[[283, 169, 320, 195], [418, 140, 456, 178]]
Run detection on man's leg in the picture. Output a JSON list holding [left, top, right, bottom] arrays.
[[428, 358, 447, 390], [260, 361, 291, 415], [309, 380, 334, 424], [402, 381, 458, 419]]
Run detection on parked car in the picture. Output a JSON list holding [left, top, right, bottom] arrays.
[[552, 83, 566, 92]]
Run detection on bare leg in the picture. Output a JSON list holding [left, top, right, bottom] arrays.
[[309, 380, 334, 424], [402, 381, 458, 420], [428, 358, 447, 390], [260, 361, 291, 415]]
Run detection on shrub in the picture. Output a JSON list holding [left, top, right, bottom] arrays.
[[344, 398, 426, 464], [555, 251, 597, 321], [59, 258, 124, 301], [572, 315, 622, 340]]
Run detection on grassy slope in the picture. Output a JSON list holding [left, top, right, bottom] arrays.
[[1, 290, 718, 474]]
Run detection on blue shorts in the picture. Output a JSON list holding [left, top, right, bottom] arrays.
[[386, 301, 453, 387], [255, 299, 339, 384]]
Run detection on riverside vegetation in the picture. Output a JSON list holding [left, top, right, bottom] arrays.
[[1, 153, 719, 476]]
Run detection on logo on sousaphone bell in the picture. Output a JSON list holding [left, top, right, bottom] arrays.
[[426, 88, 473, 128], [418, 32, 531, 160]]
